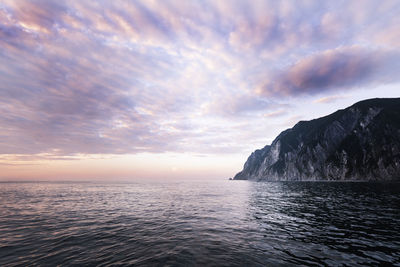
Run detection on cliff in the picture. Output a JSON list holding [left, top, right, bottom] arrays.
[[234, 98, 400, 181]]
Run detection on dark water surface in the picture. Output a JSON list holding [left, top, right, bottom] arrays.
[[0, 180, 399, 266]]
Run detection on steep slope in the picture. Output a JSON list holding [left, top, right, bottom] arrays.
[[234, 98, 400, 181]]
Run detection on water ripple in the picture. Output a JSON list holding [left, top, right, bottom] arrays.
[[0, 181, 399, 266]]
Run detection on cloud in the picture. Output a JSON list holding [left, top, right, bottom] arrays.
[[258, 46, 400, 97], [3, 0, 67, 34], [263, 110, 287, 118], [313, 95, 348, 104], [206, 94, 276, 117], [0, 0, 399, 158]]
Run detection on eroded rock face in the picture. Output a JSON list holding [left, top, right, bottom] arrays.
[[234, 98, 400, 181]]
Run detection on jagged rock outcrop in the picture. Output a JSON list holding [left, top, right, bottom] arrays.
[[234, 98, 400, 181]]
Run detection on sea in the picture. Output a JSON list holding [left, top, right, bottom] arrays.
[[0, 180, 399, 266]]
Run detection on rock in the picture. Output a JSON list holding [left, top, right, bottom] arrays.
[[234, 98, 400, 181]]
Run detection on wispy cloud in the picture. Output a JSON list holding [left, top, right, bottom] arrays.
[[263, 110, 287, 118], [258, 46, 400, 97], [0, 0, 399, 158], [313, 95, 348, 104]]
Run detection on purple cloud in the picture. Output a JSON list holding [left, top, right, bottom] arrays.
[[0, 0, 399, 158], [259, 46, 400, 97]]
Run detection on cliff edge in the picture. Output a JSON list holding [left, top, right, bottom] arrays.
[[234, 98, 400, 181]]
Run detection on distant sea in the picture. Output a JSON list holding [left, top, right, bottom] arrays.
[[0, 180, 399, 266]]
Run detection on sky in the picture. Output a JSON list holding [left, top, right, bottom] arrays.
[[0, 0, 399, 180]]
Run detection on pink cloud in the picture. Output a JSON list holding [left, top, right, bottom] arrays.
[[0, 0, 399, 158], [259, 46, 400, 97]]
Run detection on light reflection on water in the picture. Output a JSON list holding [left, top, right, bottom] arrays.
[[0, 180, 399, 266]]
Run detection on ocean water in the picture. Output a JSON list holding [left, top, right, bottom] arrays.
[[0, 180, 399, 266]]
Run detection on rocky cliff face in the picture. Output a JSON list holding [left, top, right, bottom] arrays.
[[234, 98, 400, 181]]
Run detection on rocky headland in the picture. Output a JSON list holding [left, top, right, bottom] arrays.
[[234, 98, 400, 181]]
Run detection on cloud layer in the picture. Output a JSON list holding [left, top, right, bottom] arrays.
[[260, 46, 400, 96], [0, 0, 399, 157]]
